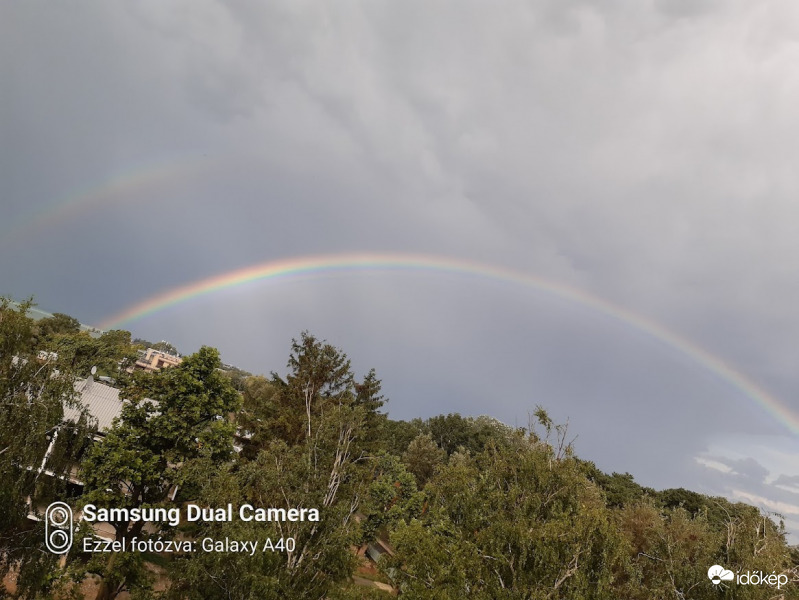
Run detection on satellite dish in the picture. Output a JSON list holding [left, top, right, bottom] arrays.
[[90, 366, 97, 375]]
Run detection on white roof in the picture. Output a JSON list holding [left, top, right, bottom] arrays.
[[64, 377, 124, 432]]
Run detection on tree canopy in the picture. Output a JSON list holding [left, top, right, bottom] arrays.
[[1, 317, 796, 599]]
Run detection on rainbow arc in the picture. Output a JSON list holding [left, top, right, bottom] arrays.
[[97, 252, 799, 436]]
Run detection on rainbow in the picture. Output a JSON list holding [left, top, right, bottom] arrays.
[[98, 252, 799, 436], [1, 156, 213, 245]]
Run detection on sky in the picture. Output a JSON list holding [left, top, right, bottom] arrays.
[[3, 1, 799, 537]]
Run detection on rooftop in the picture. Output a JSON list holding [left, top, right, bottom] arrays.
[[63, 376, 124, 432]]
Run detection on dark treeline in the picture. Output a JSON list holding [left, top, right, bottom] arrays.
[[1, 299, 797, 599]]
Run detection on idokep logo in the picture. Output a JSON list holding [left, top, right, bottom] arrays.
[[707, 565, 734, 585], [45, 502, 73, 554], [708, 564, 789, 590]]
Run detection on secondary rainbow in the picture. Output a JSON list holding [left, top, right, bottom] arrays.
[[99, 252, 799, 436], [1, 155, 214, 246]]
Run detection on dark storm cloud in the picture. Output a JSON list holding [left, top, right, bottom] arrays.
[[3, 0, 799, 533]]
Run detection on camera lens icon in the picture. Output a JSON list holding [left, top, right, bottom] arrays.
[[45, 502, 73, 554], [49, 505, 70, 526]]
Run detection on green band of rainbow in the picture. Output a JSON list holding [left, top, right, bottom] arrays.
[[99, 252, 799, 435]]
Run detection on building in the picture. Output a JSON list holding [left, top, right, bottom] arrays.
[[28, 373, 152, 541], [129, 348, 182, 373], [29, 375, 125, 489], [64, 374, 125, 437]]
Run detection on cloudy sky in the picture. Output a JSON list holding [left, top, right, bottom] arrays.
[[4, 1, 799, 537]]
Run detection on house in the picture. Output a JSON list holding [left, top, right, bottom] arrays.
[[28, 373, 147, 541], [129, 348, 182, 373], [27, 374, 125, 494], [64, 374, 125, 438]]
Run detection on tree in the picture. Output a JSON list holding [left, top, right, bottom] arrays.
[[616, 501, 721, 599], [359, 453, 424, 543], [237, 375, 279, 459], [220, 364, 253, 392], [283, 331, 354, 442], [353, 368, 387, 452], [37, 312, 81, 337], [0, 299, 91, 598], [580, 463, 651, 508], [402, 433, 446, 488], [385, 424, 628, 599], [247, 332, 385, 450], [168, 334, 388, 599], [44, 329, 137, 378], [383, 418, 429, 456], [168, 397, 368, 599], [427, 413, 513, 456], [80, 346, 241, 600]]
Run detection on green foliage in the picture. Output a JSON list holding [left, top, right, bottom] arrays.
[[220, 364, 253, 392], [427, 413, 513, 456], [169, 409, 365, 598], [261, 331, 356, 445], [237, 375, 278, 459], [386, 517, 483, 599], [383, 418, 428, 456], [168, 334, 390, 599], [82, 347, 241, 529], [4, 317, 799, 599], [383, 413, 513, 463], [0, 299, 94, 597], [79, 346, 240, 599], [360, 453, 424, 543], [37, 312, 81, 337], [402, 433, 446, 488], [385, 432, 628, 599], [658, 487, 711, 514], [613, 498, 798, 599], [354, 368, 387, 452], [242, 332, 386, 454], [617, 501, 717, 599], [49, 329, 137, 378], [328, 586, 395, 600], [581, 462, 652, 508]]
